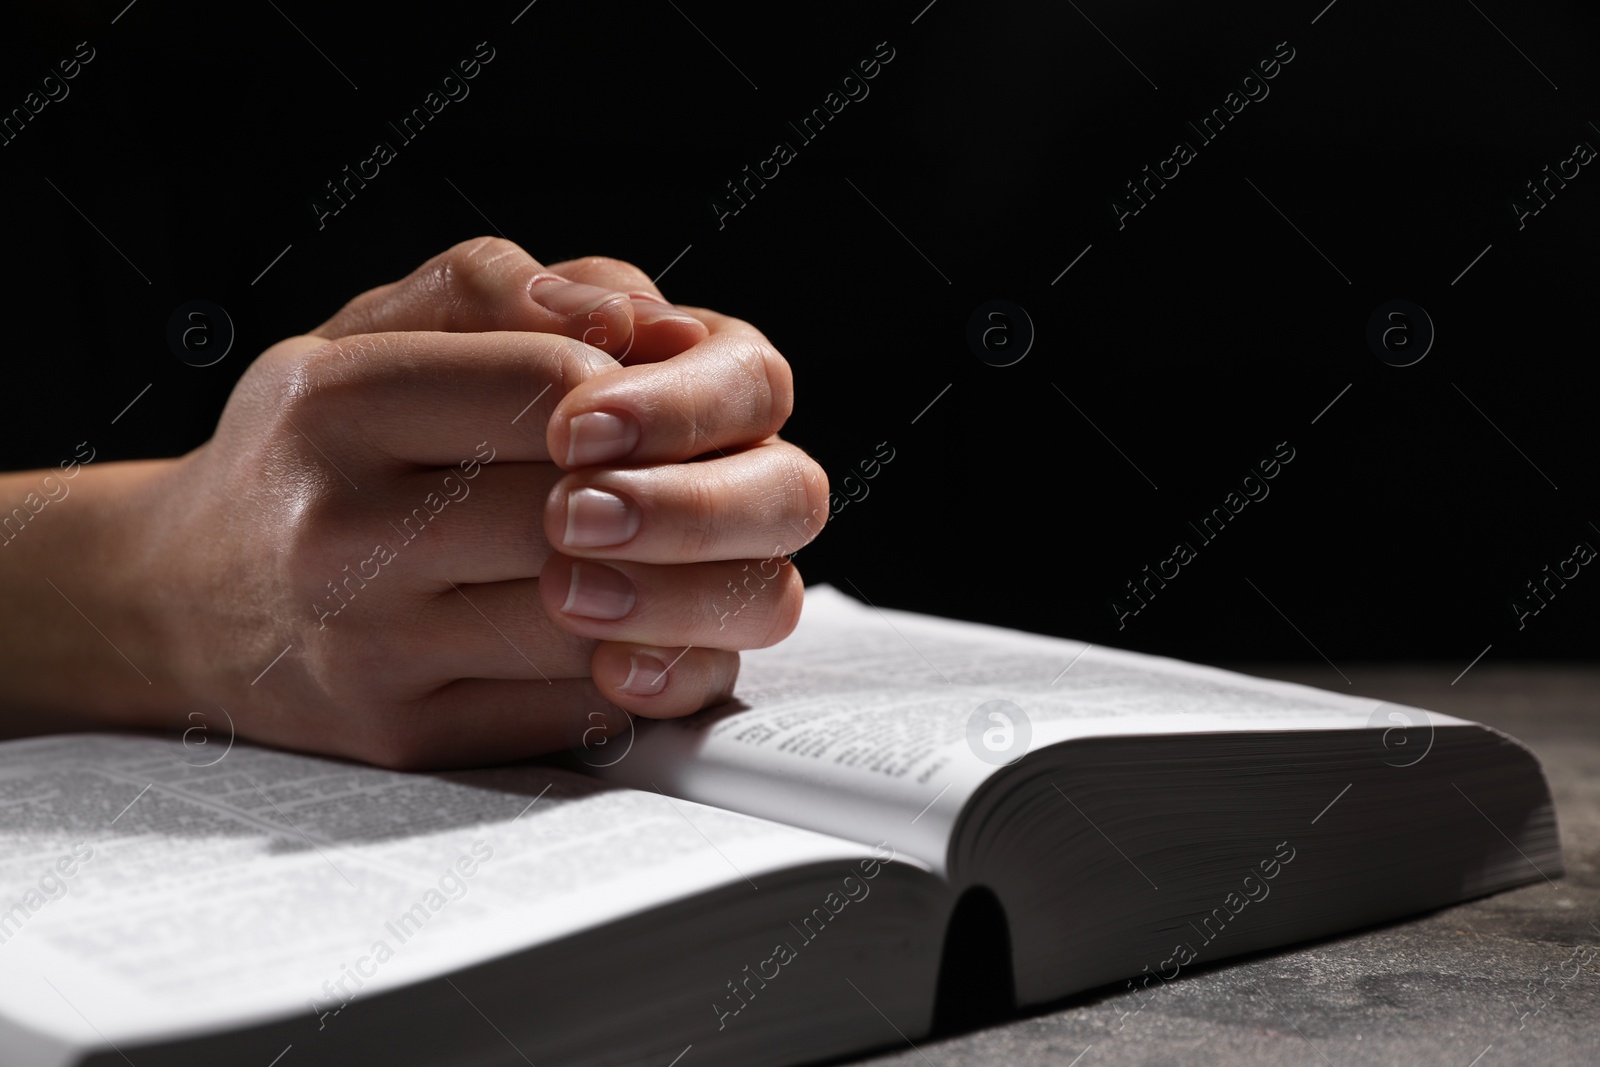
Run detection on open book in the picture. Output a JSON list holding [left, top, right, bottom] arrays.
[[0, 587, 1560, 1066]]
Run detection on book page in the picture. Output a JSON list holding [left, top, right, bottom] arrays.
[[0, 733, 880, 1049], [595, 586, 1468, 874]]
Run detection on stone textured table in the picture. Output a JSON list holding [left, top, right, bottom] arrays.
[[845, 664, 1599, 1067]]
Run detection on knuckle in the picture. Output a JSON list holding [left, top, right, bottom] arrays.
[[785, 451, 830, 547], [756, 569, 805, 647], [464, 234, 524, 260], [680, 472, 726, 558], [266, 339, 327, 405], [294, 335, 372, 400], [271, 336, 401, 468], [519, 336, 617, 442], [550, 335, 618, 397], [285, 505, 358, 589], [302, 626, 387, 713], [333, 647, 440, 769], [571, 255, 649, 286], [355, 716, 438, 771], [257, 344, 350, 465], [448, 236, 525, 276], [432, 237, 531, 325], [288, 337, 383, 435], [676, 377, 712, 458], [460, 235, 528, 286], [318, 284, 388, 337], [299, 625, 342, 692], [741, 334, 793, 433]]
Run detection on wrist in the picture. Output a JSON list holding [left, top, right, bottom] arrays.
[[0, 457, 192, 728]]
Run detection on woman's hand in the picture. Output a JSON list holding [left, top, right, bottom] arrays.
[[538, 299, 827, 701], [0, 238, 826, 768]]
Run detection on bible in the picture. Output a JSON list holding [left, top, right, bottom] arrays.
[[0, 586, 1560, 1066]]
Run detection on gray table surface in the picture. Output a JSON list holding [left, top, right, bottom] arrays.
[[846, 663, 1599, 1067]]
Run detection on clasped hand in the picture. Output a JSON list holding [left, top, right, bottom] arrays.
[[133, 239, 826, 767]]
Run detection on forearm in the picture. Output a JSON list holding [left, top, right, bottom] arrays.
[[0, 459, 188, 727]]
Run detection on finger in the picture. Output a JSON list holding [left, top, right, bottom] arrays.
[[544, 438, 827, 564], [365, 646, 736, 768], [372, 678, 622, 769], [418, 579, 597, 681], [545, 254, 662, 301], [263, 330, 618, 468], [538, 554, 804, 650], [359, 463, 565, 585], [545, 255, 707, 363], [313, 237, 638, 358], [590, 643, 740, 719], [547, 308, 794, 468]]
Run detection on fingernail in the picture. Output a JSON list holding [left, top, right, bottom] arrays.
[[563, 488, 640, 548], [561, 561, 636, 620], [620, 651, 672, 695], [628, 291, 701, 327], [530, 275, 632, 318], [566, 411, 639, 467]]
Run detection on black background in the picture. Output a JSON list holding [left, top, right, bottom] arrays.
[[4, 0, 1597, 667]]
